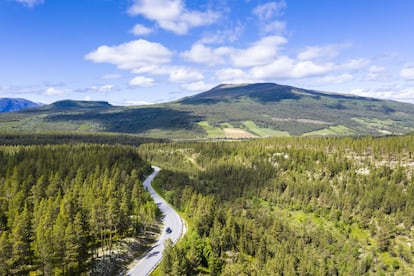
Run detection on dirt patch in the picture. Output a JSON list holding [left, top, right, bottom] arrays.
[[224, 128, 257, 139]]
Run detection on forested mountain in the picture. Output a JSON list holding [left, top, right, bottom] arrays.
[[1, 83, 414, 138], [0, 144, 158, 275], [138, 134, 414, 275], [0, 98, 41, 113]]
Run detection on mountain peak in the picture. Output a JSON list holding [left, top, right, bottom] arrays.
[[0, 98, 41, 113]]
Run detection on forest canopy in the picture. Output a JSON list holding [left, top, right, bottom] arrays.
[[0, 144, 156, 275], [138, 134, 414, 275]]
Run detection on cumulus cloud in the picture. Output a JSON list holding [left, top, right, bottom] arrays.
[[85, 39, 172, 72], [231, 35, 287, 67], [128, 0, 219, 35], [131, 24, 153, 36], [250, 56, 335, 79], [401, 65, 414, 80], [183, 35, 287, 67], [129, 76, 156, 87], [253, 1, 286, 19], [44, 87, 66, 96], [14, 0, 43, 8], [182, 43, 231, 65], [168, 68, 203, 83]]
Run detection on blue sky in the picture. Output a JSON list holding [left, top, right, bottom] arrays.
[[1, 0, 414, 105]]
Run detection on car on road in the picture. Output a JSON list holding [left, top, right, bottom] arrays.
[[166, 227, 172, 234]]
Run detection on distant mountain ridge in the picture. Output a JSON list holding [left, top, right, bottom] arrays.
[[1, 83, 414, 138], [0, 98, 41, 113]]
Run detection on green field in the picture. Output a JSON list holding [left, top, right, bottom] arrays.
[[302, 125, 355, 136], [242, 120, 290, 137], [197, 121, 225, 138]]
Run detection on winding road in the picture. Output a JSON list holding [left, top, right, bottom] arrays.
[[127, 166, 186, 276]]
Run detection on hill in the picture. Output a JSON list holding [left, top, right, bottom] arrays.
[[0, 83, 414, 138], [0, 98, 41, 113]]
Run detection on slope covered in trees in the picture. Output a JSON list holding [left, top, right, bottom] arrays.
[[0, 144, 157, 275], [139, 134, 414, 275]]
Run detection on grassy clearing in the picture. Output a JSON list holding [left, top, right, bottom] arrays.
[[302, 125, 355, 136], [242, 120, 290, 137], [197, 121, 225, 138], [223, 128, 257, 139]]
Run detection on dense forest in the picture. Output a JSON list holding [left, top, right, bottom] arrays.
[[138, 134, 414, 275], [0, 133, 164, 146], [0, 144, 158, 275]]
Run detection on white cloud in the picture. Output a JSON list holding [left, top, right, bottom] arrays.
[[341, 58, 370, 70], [364, 65, 387, 81], [297, 43, 351, 61], [85, 39, 172, 72], [129, 76, 155, 87], [128, 0, 219, 35], [215, 68, 247, 82], [231, 35, 287, 67], [98, 84, 114, 92], [250, 57, 292, 79], [401, 65, 414, 80], [168, 68, 203, 83], [253, 1, 286, 20], [14, 0, 43, 8], [183, 35, 287, 67], [181, 81, 213, 92], [264, 20, 286, 34], [251, 56, 335, 79], [131, 24, 153, 35], [182, 43, 231, 65], [198, 23, 244, 45], [314, 74, 353, 85], [44, 87, 66, 96]]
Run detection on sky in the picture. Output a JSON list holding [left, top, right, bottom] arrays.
[[1, 0, 414, 105]]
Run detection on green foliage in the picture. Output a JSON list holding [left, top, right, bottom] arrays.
[[0, 144, 155, 274], [139, 133, 414, 274]]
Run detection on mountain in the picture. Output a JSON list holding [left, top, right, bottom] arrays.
[[0, 98, 41, 113], [0, 83, 414, 138]]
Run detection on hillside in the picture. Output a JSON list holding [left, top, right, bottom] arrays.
[[0, 83, 414, 138], [0, 98, 41, 113], [139, 134, 414, 275]]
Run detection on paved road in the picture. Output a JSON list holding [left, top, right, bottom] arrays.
[[127, 166, 186, 276]]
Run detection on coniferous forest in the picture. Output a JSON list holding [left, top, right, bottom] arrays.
[[0, 134, 413, 275], [138, 134, 414, 275], [0, 144, 157, 275]]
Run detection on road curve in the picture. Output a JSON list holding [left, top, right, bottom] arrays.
[[127, 166, 186, 276]]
